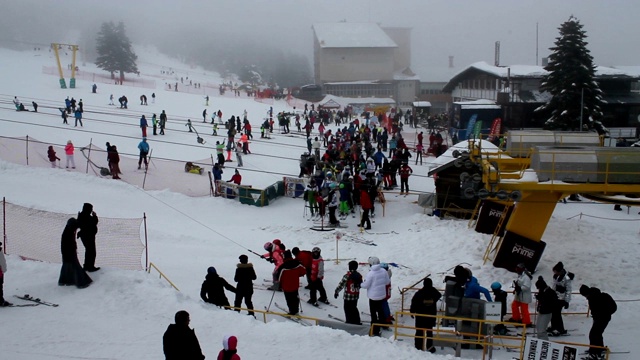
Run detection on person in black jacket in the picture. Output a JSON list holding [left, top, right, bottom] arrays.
[[580, 285, 617, 359], [58, 218, 92, 288], [201, 266, 236, 308], [163, 310, 205, 360], [410, 277, 442, 353], [77, 203, 100, 272], [534, 276, 558, 340], [234, 255, 256, 316]]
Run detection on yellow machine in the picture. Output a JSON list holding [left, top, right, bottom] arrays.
[[51, 43, 79, 89]]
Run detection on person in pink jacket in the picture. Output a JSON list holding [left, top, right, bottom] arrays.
[[64, 140, 76, 169], [262, 239, 285, 290]]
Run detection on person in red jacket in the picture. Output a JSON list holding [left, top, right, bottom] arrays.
[[399, 163, 413, 195], [217, 335, 241, 360], [262, 240, 285, 290], [227, 169, 242, 185], [359, 185, 373, 230], [277, 250, 306, 315], [308, 247, 329, 306], [292, 247, 313, 288]]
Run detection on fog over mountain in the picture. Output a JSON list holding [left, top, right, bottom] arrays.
[[2, 0, 639, 81]]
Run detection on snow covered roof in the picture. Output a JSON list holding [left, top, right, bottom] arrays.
[[612, 66, 640, 77], [313, 23, 398, 48], [413, 101, 432, 107], [324, 80, 391, 85], [442, 61, 640, 92], [319, 94, 395, 108], [393, 68, 420, 81], [454, 99, 501, 109]]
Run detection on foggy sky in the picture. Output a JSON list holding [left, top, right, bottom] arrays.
[[3, 0, 639, 79]]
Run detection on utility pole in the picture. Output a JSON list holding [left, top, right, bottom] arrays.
[[580, 88, 584, 131]]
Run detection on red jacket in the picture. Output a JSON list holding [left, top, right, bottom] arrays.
[[295, 250, 313, 270], [228, 174, 242, 185], [278, 259, 306, 292], [310, 257, 324, 281], [399, 165, 413, 179], [360, 190, 373, 210]]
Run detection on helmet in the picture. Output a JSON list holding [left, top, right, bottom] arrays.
[[380, 262, 389, 270], [329, 183, 337, 189], [490, 282, 502, 290], [312, 247, 321, 254], [368, 256, 380, 265], [263, 242, 273, 251], [272, 239, 282, 246]]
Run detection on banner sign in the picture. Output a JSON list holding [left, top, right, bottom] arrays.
[[523, 337, 578, 360]]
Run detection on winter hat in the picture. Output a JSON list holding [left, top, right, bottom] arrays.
[[368, 256, 380, 265], [82, 203, 93, 213], [207, 266, 217, 275], [423, 277, 433, 288], [490, 282, 502, 290], [535, 276, 547, 290], [263, 242, 273, 251], [552, 262, 564, 272], [272, 239, 282, 246], [238, 255, 248, 264], [222, 335, 238, 351], [579, 285, 591, 297], [348, 260, 358, 271]]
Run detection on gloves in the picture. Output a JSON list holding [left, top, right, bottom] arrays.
[[334, 292, 339, 299]]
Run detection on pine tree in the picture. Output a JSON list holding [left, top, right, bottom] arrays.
[[536, 16, 605, 133], [95, 21, 138, 84]]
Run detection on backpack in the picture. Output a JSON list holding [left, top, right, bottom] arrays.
[[603, 292, 617, 315]]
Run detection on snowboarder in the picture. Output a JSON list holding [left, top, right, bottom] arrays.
[[334, 260, 363, 325], [580, 285, 617, 360], [163, 310, 205, 360], [200, 266, 236, 308], [234, 255, 256, 316], [77, 203, 100, 272], [410, 277, 441, 352]]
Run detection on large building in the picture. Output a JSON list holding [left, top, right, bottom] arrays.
[[442, 61, 640, 133], [312, 22, 419, 109]]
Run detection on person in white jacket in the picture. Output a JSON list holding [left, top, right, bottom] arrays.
[[0, 242, 10, 306], [360, 256, 390, 336], [509, 263, 533, 326]]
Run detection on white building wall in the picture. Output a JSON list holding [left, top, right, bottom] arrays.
[[318, 48, 394, 82]]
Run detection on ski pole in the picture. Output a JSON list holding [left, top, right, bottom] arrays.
[[266, 286, 277, 312]]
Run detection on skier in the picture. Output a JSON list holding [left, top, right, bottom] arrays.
[[508, 263, 533, 326], [32, 101, 38, 112], [399, 163, 413, 195], [140, 115, 148, 137], [200, 266, 236, 308], [213, 123, 218, 136], [534, 276, 557, 341], [217, 335, 240, 360], [92, 84, 97, 93], [325, 183, 340, 226], [217, 109, 223, 123], [47, 146, 60, 168], [580, 285, 617, 360], [59, 108, 68, 124], [490, 282, 509, 335], [410, 277, 441, 353], [64, 140, 76, 169], [303, 180, 319, 219], [549, 261, 574, 336], [234, 142, 243, 167], [334, 260, 363, 324], [185, 119, 194, 133], [234, 255, 256, 316], [151, 114, 158, 136], [276, 250, 306, 315], [215, 140, 226, 167], [163, 310, 205, 360], [291, 247, 313, 288], [212, 164, 223, 195], [360, 256, 390, 336], [78, 99, 83, 113], [159, 111, 167, 135], [202, 109, 207, 123], [359, 181, 373, 230], [0, 241, 10, 306], [108, 145, 121, 179], [136, 137, 150, 170], [262, 240, 285, 290], [74, 108, 83, 127], [77, 203, 100, 272], [308, 247, 329, 306], [58, 218, 92, 288], [151, 93, 155, 103]]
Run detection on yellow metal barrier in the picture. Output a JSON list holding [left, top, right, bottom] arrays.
[[147, 262, 180, 292]]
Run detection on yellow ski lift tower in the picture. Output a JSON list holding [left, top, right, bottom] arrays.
[[51, 43, 79, 89]]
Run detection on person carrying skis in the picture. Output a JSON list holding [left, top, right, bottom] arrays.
[[200, 266, 236, 308], [508, 263, 532, 326], [360, 256, 390, 336], [308, 247, 329, 306], [549, 261, 574, 336], [410, 277, 441, 353], [334, 260, 363, 324], [276, 250, 306, 315], [233, 255, 256, 316], [163, 310, 205, 360]]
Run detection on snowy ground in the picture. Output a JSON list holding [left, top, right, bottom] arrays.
[[0, 47, 639, 360]]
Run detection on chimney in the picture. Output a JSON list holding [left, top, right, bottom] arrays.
[[541, 57, 549, 67], [448, 56, 454, 68]]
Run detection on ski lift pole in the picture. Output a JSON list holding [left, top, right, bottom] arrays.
[[335, 231, 343, 264]]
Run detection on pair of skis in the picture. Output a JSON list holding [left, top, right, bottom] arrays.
[[13, 294, 59, 307]]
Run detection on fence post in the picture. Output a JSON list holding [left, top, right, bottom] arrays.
[[86, 138, 93, 174], [26, 135, 29, 165], [2, 197, 6, 254], [143, 212, 149, 271]]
